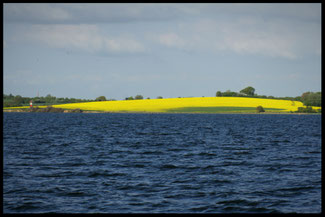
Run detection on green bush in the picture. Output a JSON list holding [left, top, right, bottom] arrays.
[[256, 105, 265, 113], [296, 106, 317, 113]]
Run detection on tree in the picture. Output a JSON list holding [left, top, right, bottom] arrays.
[[135, 95, 143, 100], [223, 90, 238, 97], [96, 96, 107, 101], [301, 92, 321, 107], [45, 94, 56, 104], [157, 96, 163, 99], [216, 91, 222, 97], [125, 96, 134, 100], [240, 86, 255, 96], [13, 95, 24, 106]]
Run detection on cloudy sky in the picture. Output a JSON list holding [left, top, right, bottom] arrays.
[[3, 3, 321, 100]]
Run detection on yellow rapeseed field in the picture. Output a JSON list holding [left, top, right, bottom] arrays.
[[45, 97, 317, 113], [3, 105, 47, 110]]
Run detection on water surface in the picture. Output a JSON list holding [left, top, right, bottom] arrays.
[[3, 113, 321, 213]]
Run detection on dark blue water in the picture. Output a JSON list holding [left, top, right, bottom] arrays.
[[3, 113, 321, 213]]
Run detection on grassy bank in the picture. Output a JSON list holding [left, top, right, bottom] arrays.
[[166, 106, 285, 113]]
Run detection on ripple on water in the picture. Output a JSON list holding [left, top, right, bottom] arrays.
[[3, 113, 321, 213]]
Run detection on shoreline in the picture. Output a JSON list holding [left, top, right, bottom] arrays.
[[3, 109, 321, 115]]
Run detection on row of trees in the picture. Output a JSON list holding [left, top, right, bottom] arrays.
[[125, 95, 144, 100], [216, 87, 321, 107], [3, 93, 165, 107], [125, 95, 163, 100], [296, 106, 320, 113], [216, 86, 256, 97], [4, 88, 321, 108], [3, 94, 95, 107], [95, 96, 117, 101]]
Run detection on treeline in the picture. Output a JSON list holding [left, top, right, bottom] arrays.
[[216, 89, 302, 101], [95, 95, 163, 101], [3, 88, 321, 109], [216, 86, 321, 107], [125, 95, 163, 100], [3, 94, 95, 107], [299, 91, 321, 107], [295, 106, 320, 113], [3, 93, 163, 107]]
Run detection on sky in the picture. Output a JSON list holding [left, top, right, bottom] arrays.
[[3, 3, 321, 100]]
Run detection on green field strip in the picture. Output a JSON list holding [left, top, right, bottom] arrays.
[[165, 106, 285, 113]]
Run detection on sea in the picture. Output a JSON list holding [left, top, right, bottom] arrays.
[[3, 112, 322, 213]]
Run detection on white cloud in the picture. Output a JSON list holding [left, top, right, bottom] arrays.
[[5, 3, 320, 25], [4, 3, 71, 23], [5, 4, 320, 59], [152, 16, 319, 59], [217, 17, 320, 59], [104, 38, 145, 53], [22, 24, 145, 54], [4, 3, 181, 24], [157, 32, 185, 48], [220, 25, 297, 59]]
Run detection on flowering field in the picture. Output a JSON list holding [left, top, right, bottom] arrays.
[[3, 105, 47, 110], [44, 97, 316, 113], [4, 97, 321, 113]]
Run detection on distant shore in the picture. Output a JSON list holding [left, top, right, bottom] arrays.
[[3, 96, 321, 114], [3, 108, 320, 115]]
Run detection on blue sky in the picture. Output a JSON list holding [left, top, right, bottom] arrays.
[[3, 3, 321, 100]]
